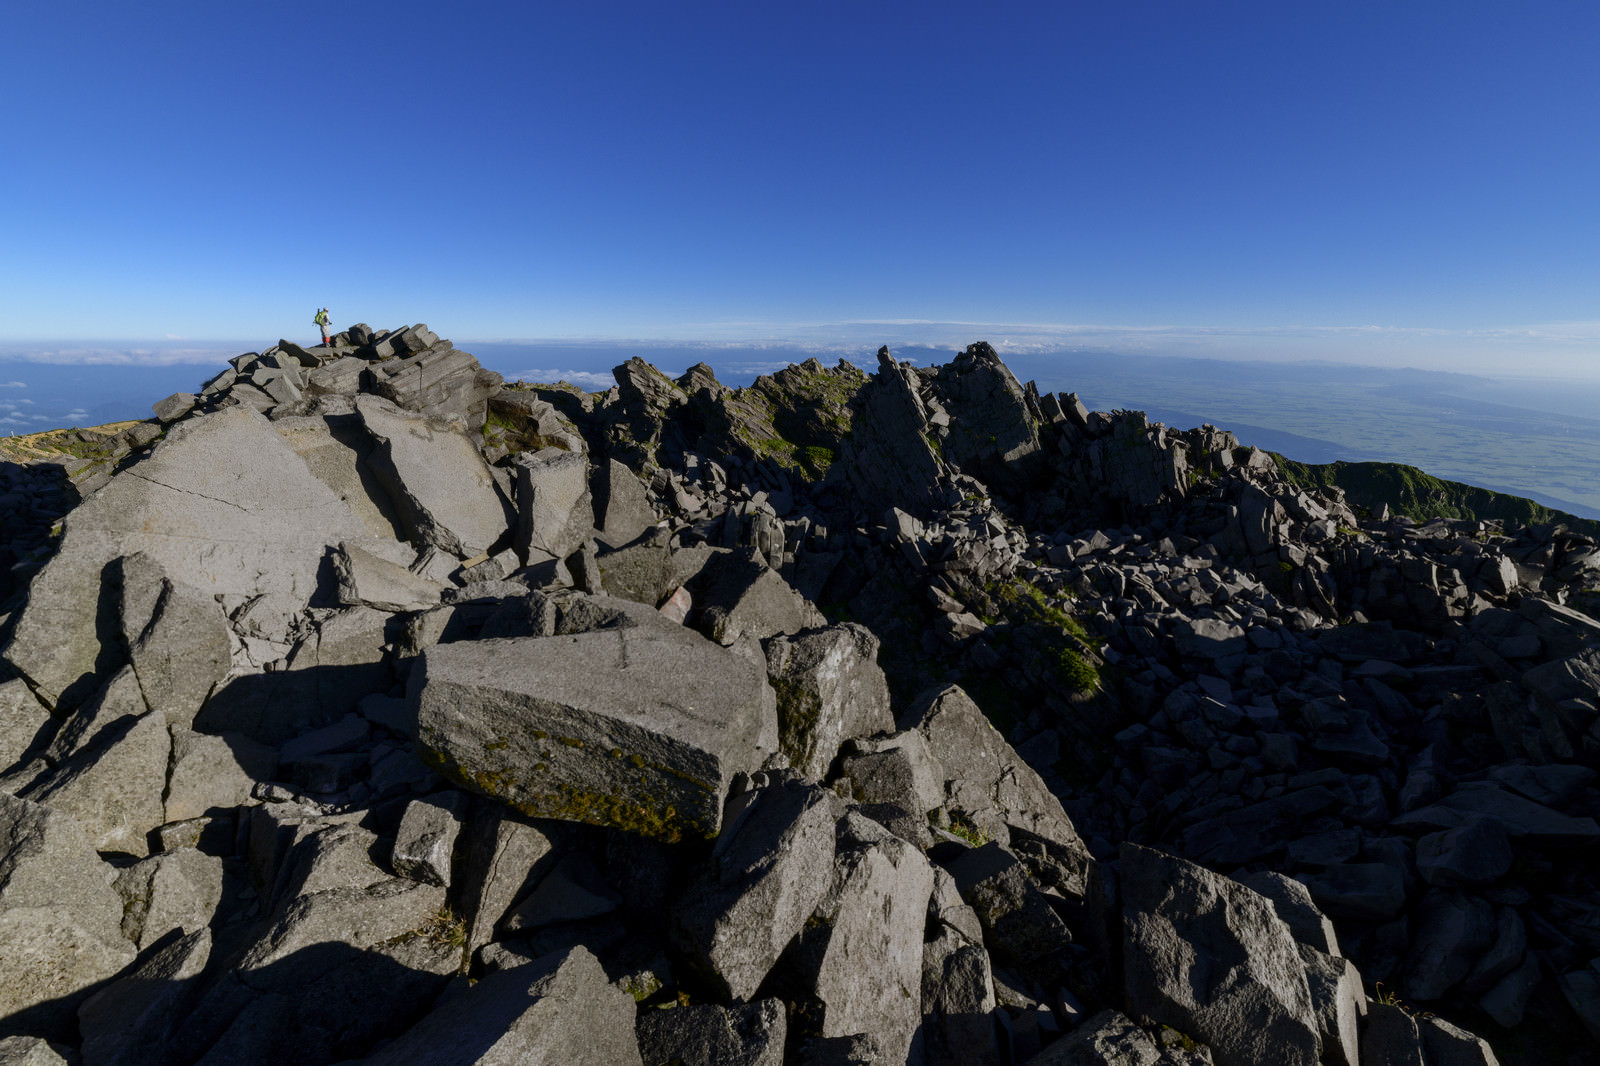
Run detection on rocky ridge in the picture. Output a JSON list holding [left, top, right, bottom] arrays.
[[0, 324, 1597, 1065]]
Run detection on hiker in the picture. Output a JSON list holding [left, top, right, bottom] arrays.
[[315, 307, 332, 347]]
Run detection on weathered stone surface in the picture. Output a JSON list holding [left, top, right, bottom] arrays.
[[502, 852, 620, 932], [594, 458, 657, 549], [636, 999, 786, 1066], [367, 338, 504, 428], [118, 551, 231, 728], [1238, 870, 1341, 956], [7, 405, 371, 710], [78, 927, 210, 1066], [238, 874, 445, 977], [412, 616, 778, 842], [902, 684, 1086, 851], [0, 1037, 71, 1065], [920, 921, 998, 1066], [112, 846, 223, 949], [1300, 861, 1409, 922], [0, 794, 137, 1039], [1120, 843, 1320, 1066], [334, 540, 442, 612], [598, 534, 674, 607], [673, 778, 840, 1000], [22, 703, 169, 856], [357, 394, 513, 558], [796, 816, 936, 1064], [151, 392, 196, 423], [947, 841, 1072, 965], [1420, 1016, 1501, 1066], [1298, 944, 1364, 1066], [695, 549, 818, 646], [274, 411, 409, 542], [836, 728, 945, 816], [455, 807, 556, 954], [0, 679, 50, 773], [362, 945, 642, 1066], [392, 791, 467, 887], [514, 447, 594, 564], [765, 623, 894, 781]]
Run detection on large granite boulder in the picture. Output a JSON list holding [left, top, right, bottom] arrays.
[[411, 611, 778, 842], [1120, 844, 1321, 1066], [765, 623, 894, 781], [356, 394, 514, 559], [366, 335, 504, 428], [0, 794, 137, 1039], [6, 405, 371, 710], [901, 684, 1086, 852], [514, 447, 594, 565], [672, 777, 841, 1000]]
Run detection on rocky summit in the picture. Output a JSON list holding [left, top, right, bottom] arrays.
[[1, 323, 1598, 1066]]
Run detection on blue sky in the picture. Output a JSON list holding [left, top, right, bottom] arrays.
[[3, 1, 1598, 377]]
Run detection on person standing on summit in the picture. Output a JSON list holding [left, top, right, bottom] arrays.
[[315, 307, 332, 347]]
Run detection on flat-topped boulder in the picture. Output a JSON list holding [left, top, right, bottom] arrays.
[[410, 611, 778, 842]]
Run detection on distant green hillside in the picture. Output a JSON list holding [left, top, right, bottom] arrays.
[[1272, 456, 1600, 538]]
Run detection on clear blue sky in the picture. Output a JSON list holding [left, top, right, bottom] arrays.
[[3, 1, 1598, 376]]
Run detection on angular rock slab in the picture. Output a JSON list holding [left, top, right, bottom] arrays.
[[1120, 843, 1321, 1066], [901, 684, 1086, 851], [1024, 1009, 1163, 1065], [412, 619, 778, 842], [514, 447, 594, 564], [0, 794, 137, 1039], [6, 404, 371, 710], [356, 394, 513, 559], [362, 945, 642, 1066], [636, 999, 785, 1066], [765, 622, 894, 781]]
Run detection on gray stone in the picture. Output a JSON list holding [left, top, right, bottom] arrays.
[[22, 703, 169, 856], [1360, 1001, 1425, 1066], [367, 339, 505, 428], [392, 791, 467, 887], [1460, 906, 1526, 996], [797, 821, 936, 1065], [1120, 843, 1320, 1066], [0, 1038, 70, 1065], [335, 540, 443, 612], [357, 394, 513, 558], [765, 623, 894, 781], [0, 794, 137, 1039], [1395, 783, 1600, 845], [273, 411, 409, 542], [1403, 890, 1496, 1001], [636, 1000, 786, 1066], [1298, 944, 1364, 1066], [594, 458, 657, 549], [1172, 617, 1247, 659], [78, 927, 210, 1066], [1237, 870, 1340, 956], [0, 679, 50, 773], [456, 809, 556, 955], [413, 617, 778, 843], [902, 684, 1086, 852], [1022, 1009, 1162, 1065], [597, 536, 675, 607], [514, 448, 594, 564], [920, 924, 998, 1066], [112, 846, 223, 949], [1486, 763, 1597, 807], [7, 405, 371, 711], [1416, 819, 1513, 888], [695, 550, 819, 646], [117, 552, 232, 728], [361, 945, 642, 1066], [1420, 1016, 1501, 1065], [672, 778, 840, 1000], [152, 391, 196, 422], [836, 728, 945, 816], [238, 875, 445, 978], [947, 841, 1072, 965], [279, 713, 370, 765]]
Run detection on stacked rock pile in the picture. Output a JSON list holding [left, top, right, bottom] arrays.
[[0, 326, 1595, 1064]]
